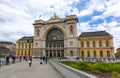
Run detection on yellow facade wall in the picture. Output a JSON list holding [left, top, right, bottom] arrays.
[[79, 36, 115, 58], [16, 41, 33, 57]]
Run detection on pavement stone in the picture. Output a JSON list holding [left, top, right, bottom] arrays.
[[0, 59, 63, 78]]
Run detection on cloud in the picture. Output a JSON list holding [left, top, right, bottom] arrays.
[[103, 0, 120, 17], [0, 0, 120, 51], [79, 21, 91, 31], [78, 0, 106, 16]]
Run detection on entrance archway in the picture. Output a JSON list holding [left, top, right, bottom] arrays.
[[46, 28, 64, 57]]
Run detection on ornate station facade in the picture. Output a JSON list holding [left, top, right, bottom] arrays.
[[33, 14, 79, 58], [16, 14, 115, 58]]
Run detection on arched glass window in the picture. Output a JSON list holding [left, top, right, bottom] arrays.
[[87, 41, 90, 48], [81, 51, 84, 57], [100, 50, 103, 58], [37, 29, 39, 36], [81, 41, 84, 47], [46, 28, 64, 48], [93, 51, 96, 58], [99, 41, 102, 47], [93, 41, 96, 48], [70, 50, 73, 56], [106, 40, 109, 47], [87, 51, 90, 57], [107, 50, 110, 57]]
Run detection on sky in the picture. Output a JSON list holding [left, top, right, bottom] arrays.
[[0, 0, 120, 51]]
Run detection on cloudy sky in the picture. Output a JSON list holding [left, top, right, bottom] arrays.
[[0, 0, 120, 51]]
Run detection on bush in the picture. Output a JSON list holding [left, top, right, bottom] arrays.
[[112, 71, 120, 78], [60, 61, 120, 73]]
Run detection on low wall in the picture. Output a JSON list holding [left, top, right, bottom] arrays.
[[49, 60, 98, 78]]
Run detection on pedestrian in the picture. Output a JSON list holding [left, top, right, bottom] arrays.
[[40, 57, 43, 64], [28, 57, 32, 67], [45, 57, 48, 64], [19, 56, 22, 62], [12, 56, 15, 64]]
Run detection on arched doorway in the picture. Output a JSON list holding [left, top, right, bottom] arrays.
[[46, 28, 64, 58]]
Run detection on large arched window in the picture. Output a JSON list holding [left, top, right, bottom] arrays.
[[107, 50, 110, 57], [100, 50, 103, 58], [46, 28, 64, 48]]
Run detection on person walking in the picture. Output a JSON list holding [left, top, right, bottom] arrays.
[[28, 57, 32, 67], [45, 57, 48, 64], [40, 57, 43, 64]]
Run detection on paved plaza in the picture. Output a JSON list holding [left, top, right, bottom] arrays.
[[0, 59, 63, 78]]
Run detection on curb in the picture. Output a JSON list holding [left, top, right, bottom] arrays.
[[49, 60, 98, 78]]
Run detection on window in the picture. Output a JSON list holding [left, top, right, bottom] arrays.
[[37, 29, 39, 36], [107, 50, 110, 57], [99, 41, 102, 47], [81, 41, 84, 47], [70, 50, 73, 56], [87, 51, 90, 57], [35, 43, 38, 46], [46, 28, 64, 48], [93, 41, 96, 48], [87, 41, 90, 48], [106, 40, 109, 47], [70, 41, 73, 45], [93, 51, 96, 58], [81, 51, 84, 57], [100, 50, 103, 58]]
